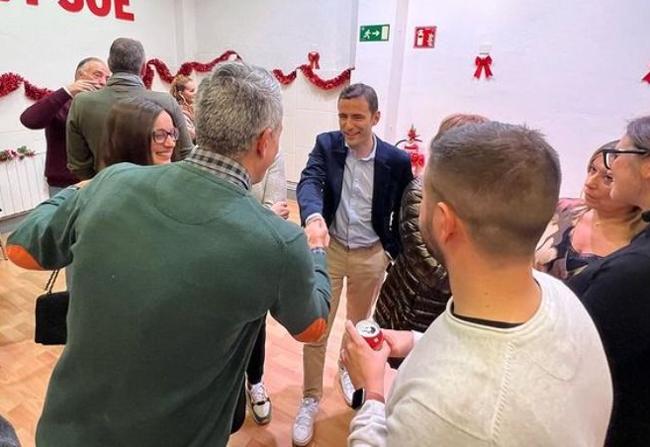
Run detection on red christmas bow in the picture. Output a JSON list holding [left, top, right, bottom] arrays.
[[308, 52, 320, 70], [410, 153, 425, 167], [474, 55, 493, 79]]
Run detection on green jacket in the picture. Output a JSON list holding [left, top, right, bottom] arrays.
[[66, 73, 194, 180], [8, 162, 330, 447]]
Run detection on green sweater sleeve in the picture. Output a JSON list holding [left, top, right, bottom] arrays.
[[7, 187, 81, 270], [271, 233, 331, 343]]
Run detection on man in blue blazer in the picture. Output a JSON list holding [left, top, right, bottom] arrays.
[[292, 83, 413, 446]]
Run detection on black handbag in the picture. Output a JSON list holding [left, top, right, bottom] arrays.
[[35, 270, 69, 345]]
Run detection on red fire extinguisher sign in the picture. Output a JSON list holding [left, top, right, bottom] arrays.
[[414, 26, 437, 48]]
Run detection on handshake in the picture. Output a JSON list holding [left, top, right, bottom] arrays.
[[304, 216, 330, 250]]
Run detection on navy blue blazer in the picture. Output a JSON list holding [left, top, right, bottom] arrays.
[[297, 131, 414, 258]]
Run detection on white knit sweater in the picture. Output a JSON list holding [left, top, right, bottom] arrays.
[[349, 271, 612, 446]]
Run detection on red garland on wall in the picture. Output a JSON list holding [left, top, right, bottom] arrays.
[[145, 51, 352, 91], [0, 51, 352, 102], [0, 73, 52, 101]]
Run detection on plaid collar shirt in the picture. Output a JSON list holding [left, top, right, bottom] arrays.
[[184, 147, 251, 191]]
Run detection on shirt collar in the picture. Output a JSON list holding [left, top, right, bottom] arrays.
[[107, 72, 145, 87], [346, 134, 377, 161], [184, 147, 251, 191]]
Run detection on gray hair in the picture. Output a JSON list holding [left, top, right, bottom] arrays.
[[107, 38, 145, 75], [195, 61, 283, 158], [626, 115, 650, 151], [425, 121, 561, 258], [75, 57, 104, 77], [339, 83, 378, 113]]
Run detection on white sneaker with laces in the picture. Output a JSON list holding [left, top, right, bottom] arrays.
[[338, 365, 355, 407], [292, 397, 319, 446], [246, 381, 272, 425]]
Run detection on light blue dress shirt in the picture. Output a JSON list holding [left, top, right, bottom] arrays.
[[329, 136, 380, 249]]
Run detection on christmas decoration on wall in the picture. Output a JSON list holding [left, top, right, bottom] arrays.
[[0, 51, 353, 103], [0, 72, 52, 101], [0, 146, 36, 164], [145, 51, 352, 91], [474, 55, 493, 79], [396, 125, 425, 176]]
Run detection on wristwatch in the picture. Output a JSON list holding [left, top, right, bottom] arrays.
[[310, 247, 327, 256], [352, 388, 385, 410], [351, 388, 365, 410]]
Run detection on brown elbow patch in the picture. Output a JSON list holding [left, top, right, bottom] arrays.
[[7, 245, 44, 270], [294, 318, 327, 343]]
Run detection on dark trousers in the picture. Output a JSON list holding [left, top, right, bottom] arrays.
[[246, 318, 266, 384], [230, 384, 246, 434], [231, 318, 267, 433]]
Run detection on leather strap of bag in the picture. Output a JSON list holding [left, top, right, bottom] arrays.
[[44, 270, 60, 294]]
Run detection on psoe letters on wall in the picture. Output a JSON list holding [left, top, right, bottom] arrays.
[[0, 0, 135, 22]]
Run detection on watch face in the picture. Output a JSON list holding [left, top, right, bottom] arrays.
[[352, 388, 365, 410]]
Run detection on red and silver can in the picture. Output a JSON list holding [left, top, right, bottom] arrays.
[[356, 319, 384, 351]]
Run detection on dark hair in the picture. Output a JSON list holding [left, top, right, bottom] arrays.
[[425, 121, 561, 258], [338, 83, 378, 113], [107, 37, 145, 75], [101, 98, 164, 168], [626, 115, 650, 151]]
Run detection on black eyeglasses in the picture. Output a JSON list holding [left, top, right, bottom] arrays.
[[152, 128, 179, 144], [602, 148, 649, 169]]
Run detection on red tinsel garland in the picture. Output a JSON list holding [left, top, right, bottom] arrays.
[[1, 51, 352, 102], [144, 51, 351, 91], [0, 72, 54, 101]]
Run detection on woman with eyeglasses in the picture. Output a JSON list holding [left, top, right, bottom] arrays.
[[535, 140, 645, 280], [101, 98, 178, 169], [566, 116, 650, 446]]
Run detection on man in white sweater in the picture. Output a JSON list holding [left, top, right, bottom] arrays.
[[342, 122, 613, 446]]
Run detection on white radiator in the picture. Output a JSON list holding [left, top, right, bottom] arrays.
[[0, 152, 48, 219]]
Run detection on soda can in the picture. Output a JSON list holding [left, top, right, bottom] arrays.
[[356, 319, 384, 351]]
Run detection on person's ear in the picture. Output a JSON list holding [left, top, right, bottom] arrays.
[[435, 202, 457, 244], [371, 110, 380, 126], [255, 128, 273, 159]]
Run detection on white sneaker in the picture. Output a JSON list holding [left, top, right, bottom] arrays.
[[246, 381, 271, 425], [338, 365, 355, 407], [292, 397, 319, 446]]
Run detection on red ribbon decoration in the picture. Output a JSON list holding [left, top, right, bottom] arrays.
[[474, 55, 493, 79], [308, 52, 320, 70], [643, 69, 650, 84]]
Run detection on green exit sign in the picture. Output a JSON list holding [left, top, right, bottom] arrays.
[[360, 24, 390, 42]]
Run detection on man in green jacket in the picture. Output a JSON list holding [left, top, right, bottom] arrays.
[[8, 61, 331, 447], [66, 37, 193, 180]]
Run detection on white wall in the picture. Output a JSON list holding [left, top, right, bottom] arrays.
[[0, 0, 184, 218], [356, 0, 650, 196], [193, 0, 357, 184]]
